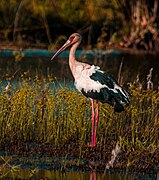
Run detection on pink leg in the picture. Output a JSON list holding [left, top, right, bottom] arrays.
[[90, 172, 96, 180], [93, 101, 99, 146], [95, 101, 99, 126], [93, 172, 97, 180], [91, 99, 95, 147]]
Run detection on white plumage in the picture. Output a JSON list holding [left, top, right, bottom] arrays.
[[75, 65, 107, 93]]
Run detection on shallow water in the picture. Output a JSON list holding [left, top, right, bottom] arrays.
[[0, 50, 159, 88], [0, 151, 158, 179], [1, 168, 134, 180], [0, 150, 133, 179]]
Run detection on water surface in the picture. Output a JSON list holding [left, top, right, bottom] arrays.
[[0, 151, 158, 179], [0, 50, 159, 89]]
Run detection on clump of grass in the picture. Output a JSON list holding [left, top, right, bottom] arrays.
[[0, 77, 90, 148], [0, 77, 159, 170]]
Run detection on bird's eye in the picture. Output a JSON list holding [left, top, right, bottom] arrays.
[[69, 36, 75, 42]]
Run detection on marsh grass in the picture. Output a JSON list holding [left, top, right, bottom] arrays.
[[0, 77, 159, 170]]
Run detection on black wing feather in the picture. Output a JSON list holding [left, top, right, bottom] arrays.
[[82, 69, 130, 112], [90, 70, 117, 88]]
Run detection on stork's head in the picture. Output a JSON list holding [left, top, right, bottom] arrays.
[[51, 33, 82, 60]]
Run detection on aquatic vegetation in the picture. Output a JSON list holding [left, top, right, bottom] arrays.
[[0, 77, 159, 170], [0, 156, 21, 179]]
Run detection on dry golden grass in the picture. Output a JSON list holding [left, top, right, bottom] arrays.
[[0, 78, 159, 170]]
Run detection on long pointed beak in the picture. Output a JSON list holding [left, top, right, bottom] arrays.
[[51, 40, 72, 60]]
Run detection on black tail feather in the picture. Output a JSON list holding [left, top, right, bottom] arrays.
[[114, 103, 124, 113]]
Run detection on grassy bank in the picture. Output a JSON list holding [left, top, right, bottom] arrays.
[[0, 77, 159, 171]]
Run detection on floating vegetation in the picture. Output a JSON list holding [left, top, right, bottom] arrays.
[[0, 75, 159, 172]]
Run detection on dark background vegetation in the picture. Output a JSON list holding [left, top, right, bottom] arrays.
[[0, 0, 159, 51]]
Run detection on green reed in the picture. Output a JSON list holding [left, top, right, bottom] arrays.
[[0, 78, 159, 169]]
